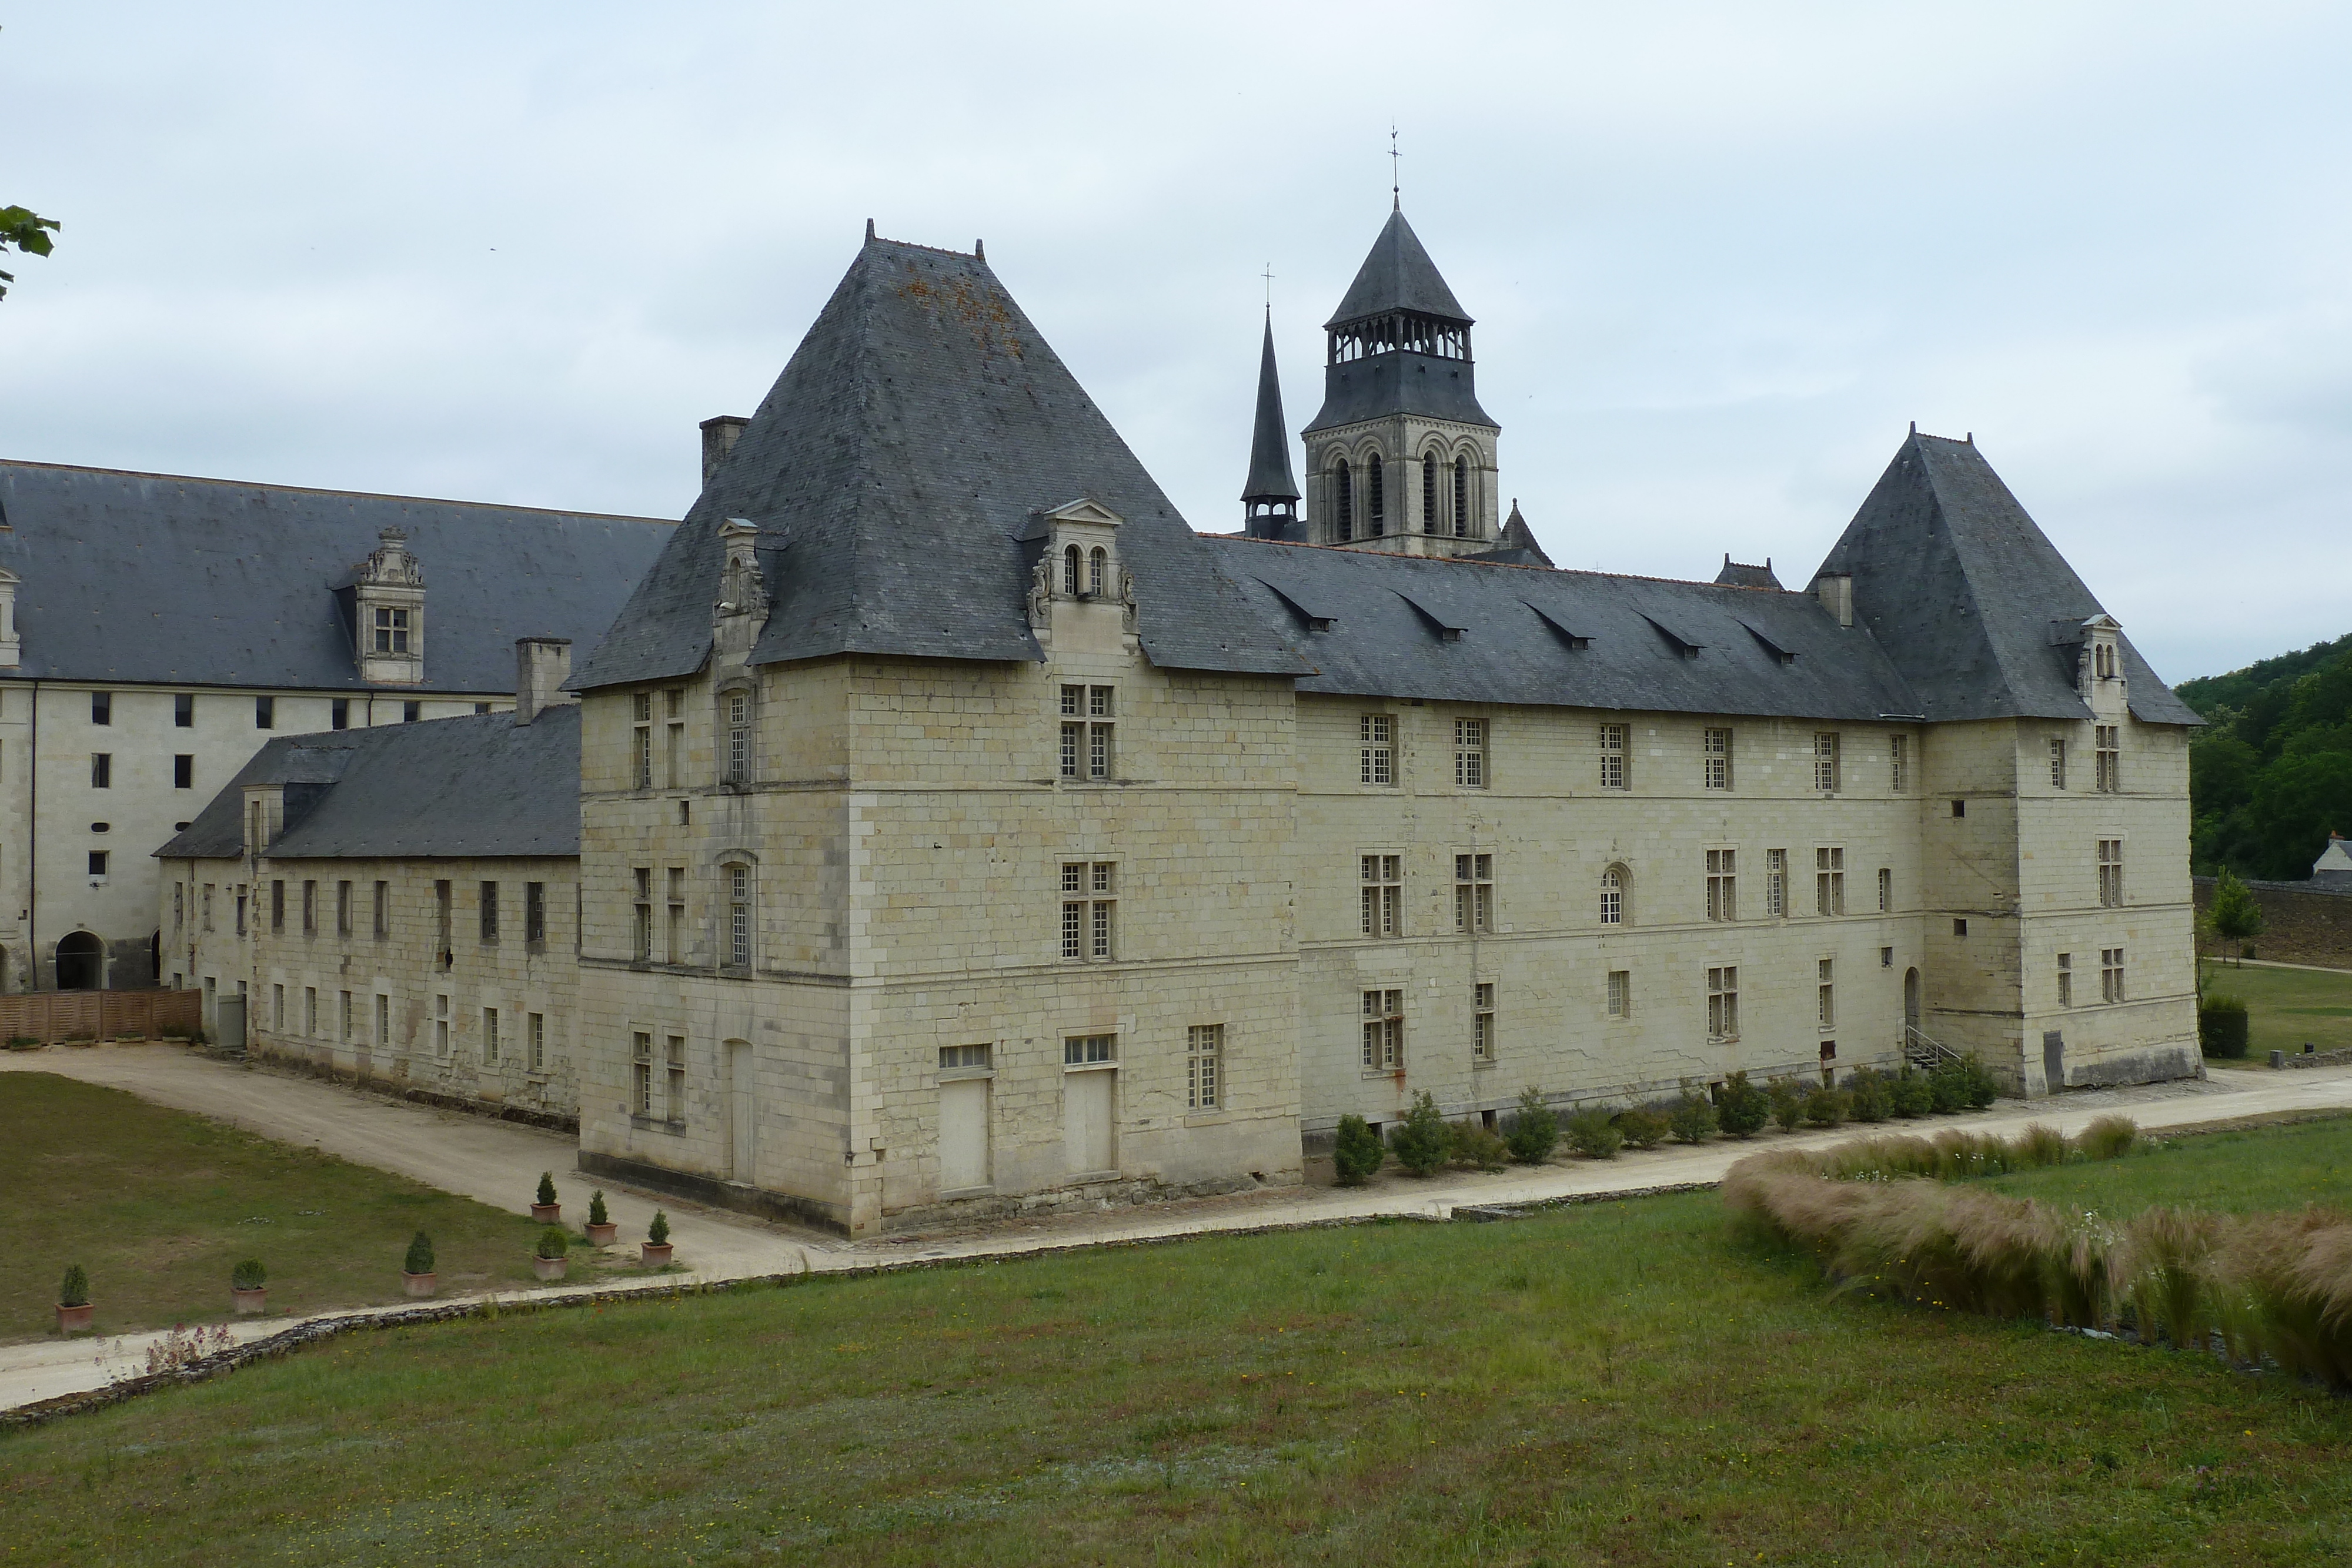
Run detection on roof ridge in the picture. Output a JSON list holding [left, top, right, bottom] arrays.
[[1204, 533, 1798, 593], [0, 459, 673, 526], [867, 233, 984, 261]]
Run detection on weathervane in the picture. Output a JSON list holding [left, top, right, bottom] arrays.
[[1390, 124, 1401, 209]]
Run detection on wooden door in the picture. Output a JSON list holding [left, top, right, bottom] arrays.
[[939, 1078, 990, 1191], [1063, 1070, 1115, 1176]]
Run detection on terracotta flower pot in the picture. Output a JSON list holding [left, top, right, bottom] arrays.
[[232, 1286, 268, 1316], [532, 1254, 567, 1282], [640, 1242, 674, 1266], [403, 1271, 437, 1299], [55, 1302, 94, 1334], [584, 1222, 619, 1246], [530, 1203, 561, 1223]]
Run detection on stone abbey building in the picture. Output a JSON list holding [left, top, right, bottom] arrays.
[[163, 207, 2203, 1236]]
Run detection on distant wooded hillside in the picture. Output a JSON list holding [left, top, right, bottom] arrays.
[[2182, 633, 2352, 880]]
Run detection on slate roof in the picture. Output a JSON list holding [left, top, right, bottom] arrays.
[[1715, 556, 1783, 590], [156, 706, 581, 861], [1324, 208, 1473, 329], [1241, 316, 1300, 504], [1204, 536, 1923, 720], [0, 462, 672, 691], [1813, 433, 2200, 726], [1465, 501, 1556, 569], [574, 235, 1309, 691]]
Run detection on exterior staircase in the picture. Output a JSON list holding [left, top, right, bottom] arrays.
[[1900, 1024, 1964, 1072]]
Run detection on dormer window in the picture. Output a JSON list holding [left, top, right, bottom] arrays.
[[1088, 547, 1108, 597], [373, 607, 410, 654], [1063, 545, 1081, 596]]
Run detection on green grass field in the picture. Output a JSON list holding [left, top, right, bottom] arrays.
[[2201, 959, 2352, 1062], [7, 1119, 2352, 1565], [0, 1074, 610, 1341]]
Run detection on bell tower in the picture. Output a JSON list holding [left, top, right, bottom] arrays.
[[1240, 312, 1301, 539], [1301, 203, 1501, 557]]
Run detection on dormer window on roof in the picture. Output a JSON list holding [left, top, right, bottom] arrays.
[[350, 527, 425, 686]]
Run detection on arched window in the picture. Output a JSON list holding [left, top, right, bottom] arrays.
[[1063, 545, 1081, 596], [1454, 457, 1470, 538], [720, 861, 754, 969], [1367, 454, 1385, 536], [1088, 547, 1107, 597], [1600, 864, 1629, 926], [1422, 452, 1440, 533], [1333, 459, 1354, 542]]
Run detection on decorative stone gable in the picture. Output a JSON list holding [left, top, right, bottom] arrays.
[[1031, 499, 1135, 651], [711, 518, 770, 666], [351, 527, 426, 685]]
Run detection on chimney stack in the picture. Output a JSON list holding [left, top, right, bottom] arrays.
[[700, 415, 750, 487], [1812, 572, 1854, 629], [514, 637, 574, 726]]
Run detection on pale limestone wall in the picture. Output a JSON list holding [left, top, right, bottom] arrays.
[[1305, 414, 1500, 553], [156, 851, 579, 1121]]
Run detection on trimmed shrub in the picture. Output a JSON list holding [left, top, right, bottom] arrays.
[[5, 1036, 39, 1051], [1716, 1072, 1770, 1138], [230, 1259, 266, 1291], [1802, 1086, 1851, 1128], [1768, 1077, 1806, 1132], [1960, 1054, 2001, 1109], [2199, 995, 2250, 1059], [1615, 1107, 1670, 1150], [1447, 1119, 1510, 1172], [404, 1231, 435, 1275], [2074, 1114, 2139, 1162], [648, 1211, 670, 1246], [1667, 1089, 1718, 1145], [536, 1171, 559, 1207], [535, 1226, 570, 1261], [1890, 1066, 1935, 1119], [1566, 1108, 1623, 1160], [1842, 1068, 1892, 1124], [589, 1191, 610, 1227], [1502, 1089, 1560, 1165], [1388, 1091, 1452, 1176], [59, 1263, 90, 1308], [1927, 1060, 1970, 1114], [1332, 1115, 1385, 1184]]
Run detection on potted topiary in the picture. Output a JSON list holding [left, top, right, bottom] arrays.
[[56, 1263, 93, 1334], [532, 1225, 570, 1282], [231, 1259, 268, 1315], [584, 1190, 617, 1246], [641, 1210, 673, 1266], [403, 1231, 437, 1298], [530, 1172, 560, 1224]]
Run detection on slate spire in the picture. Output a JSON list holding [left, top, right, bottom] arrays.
[[1241, 312, 1300, 538]]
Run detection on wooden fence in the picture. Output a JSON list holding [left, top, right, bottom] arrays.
[[0, 989, 204, 1044]]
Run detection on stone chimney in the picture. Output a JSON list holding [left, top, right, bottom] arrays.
[[1812, 571, 1854, 629], [513, 637, 575, 726], [700, 415, 750, 487]]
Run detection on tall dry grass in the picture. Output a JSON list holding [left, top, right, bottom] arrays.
[[1745, 1115, 2139, 1186]]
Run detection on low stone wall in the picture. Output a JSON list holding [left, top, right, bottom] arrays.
[[2193, 877, 2352, 969]]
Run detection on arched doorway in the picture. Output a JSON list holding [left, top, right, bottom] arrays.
[[1903, 968, 1921, 1036], [55, 931, 105, 991]]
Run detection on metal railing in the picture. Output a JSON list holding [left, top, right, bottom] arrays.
[[1901, 1024, 1964, 1071]]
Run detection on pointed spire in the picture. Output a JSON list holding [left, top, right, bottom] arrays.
[[1242, 315, 1299, 508], [1324, 208, 1471, 330]]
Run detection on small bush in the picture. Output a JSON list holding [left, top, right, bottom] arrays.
[[230, 1259, 266, 1291], [1502, 1089, 1560, 1165], [1927, 1060, 1969, 1114], [1768, 1077, 1806, 1132], [1668, 1090, 1718, 1145], [1388, 1091, 1452, 1176], [5, 1035, 39, 1051], [2074, 1115, 2139, 1162], [535, 1226, 570, 1261], [648, 1211, 671, 1246], [589, 1191, 610, 1227], [1447, 1119, 1511, 1172], [59, 1263, 90, 1308], [1845, 1067, 1894, 1124], [2199, 996, 2250, 1059], [1890, 1066, 1935, 1119], [1566, 1108, 1622, 1160], [1616, 1107, 1670, 1149], [404, 1231, 436, 1275], [1716, 1072, 1770, 1138], [1960, 1054, 2001, 1109], [1802, 1086, 1851, 1128], [536, 1172, 559, 1207], [1332, 1115, 1385, 1185]]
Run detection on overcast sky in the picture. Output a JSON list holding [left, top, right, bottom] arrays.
[[5, 2, 2347, 684]]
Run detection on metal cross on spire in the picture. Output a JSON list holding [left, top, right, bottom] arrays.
[[1389, 125, 1401, 209], [1261, 263, 1274, 312]]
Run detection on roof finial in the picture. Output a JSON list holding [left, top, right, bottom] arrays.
[[1390, 124, 1401, 210], [865, 218, 876, 241], [1909, 419, 1916, 435], [1261, 262, 1274, 313], [974, 238, 984, 259]]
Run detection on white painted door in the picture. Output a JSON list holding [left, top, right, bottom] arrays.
[[1063, 1069, 1115, 1176], [726, 1041, 756, 1183], [939, 1079, 990, 1191]]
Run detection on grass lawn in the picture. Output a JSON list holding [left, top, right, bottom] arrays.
[[2200, 958, 2352, 1063], [8, 1124, 2352, 1564], [1, 1073, 602, 1342]]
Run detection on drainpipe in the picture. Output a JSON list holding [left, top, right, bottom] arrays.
[[26, 678, 38, 991]]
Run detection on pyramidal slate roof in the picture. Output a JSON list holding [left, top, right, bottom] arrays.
[[157, 706, 582, 861], [1324, 207, 1472, 329], [1241, 315, 1299, 503], [1465, 500, 1556, 569], [574, 235, 1308, 690], [0, 462, 671, 690], [1813, 432, 2200, 726]]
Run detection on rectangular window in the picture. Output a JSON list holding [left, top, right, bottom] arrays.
[[525, 881, 546, 947], [270, 880, 286, 932], [256, 696, 275, 730], [2057, 952, 2073, 1008], [331, 698, 349, 731], [402, 700, 420, 723], [302, 880, 316, 935], [1705, 848, 1737, 921], [1472, 982, 1496, 1062], [174, 692, 194, 728], [664, 868, 684, 964], [339, 990, 352, 1041], [2098, 840, 2124, 907], [479, 881, 499, 943], [1057, 685, 1112, 780], [91, 690, 111, 725], [527, 1012, 546, 1071], [433, 880, 452, 965], [1060, 862, 1115, 960], [1360, 714, 1394, 785], [433, 994, 449, 1058], [2101, 947, 2126, 1004], [633, 1031, 653, 1115], [1877, 867, 1892, 913], [375, 994, 390, 1048], [336, 880, 352, 937], [90, 753, 111, 788], [1359, 853, 1402, 937], [2050, 738, 2069, 790], [1064, 1034, 1117, 1065], [173, 754, 193, 790], [729, 865, 751, 967], [483, 1007, 500, 1066], [88, 850, 109, 878], [1060, 721, 1082, 779], [1187, 1024, 1222, 1110], [1817, 958, 1835, 1031], [1454, 718, 1486, 788], [372, 880, 389, 940], [633, 721, 652, 790], [1454, 852, 1493, 933], [371, 607, 410, 654], [2095, 726, 2120, 793], [1813, 732, 1841, 793], [1706, 965, 1740, 1041], [1606, 969, 1631, 1019], [235, 888, 246, 936], [272, 985, 285, 1031], [202, 884, 215, 931], [726, 692, 750, 784], [1598, 723, 1628, 789], [1702, 727, 1732, 790], [1765, 849, 1788, 918], [940, 1043, 991, 1071], [305, 988, 319, 1035], [1361, 988, 1405, 1070], [1889, 734, 1909, 793], [1816, 847, 1846, 915], [633, 867, 653, 961], [173, 882, 185, 931], [666, 1035, 686, 1121]]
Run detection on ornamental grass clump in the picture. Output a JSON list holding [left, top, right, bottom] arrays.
[[230, 1259, 266, 1291], [1615, 1106, 1670, 1150], [1666, 1089, 1717, 1145], [2074, 1114, 2139, 1162], [1387, 1092, 1451, 1177], [1565, 1108, 1622, 1160], [2014, 1122, 2072, 1169], [1332, 1114, 1385, 1185], [1716, 1072, 1770, 1139], [1502, 1089, 1559, 1165]]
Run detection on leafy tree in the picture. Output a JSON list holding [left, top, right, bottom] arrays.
[[2207, 867, 2264, 965], [0, 205, 58, 301]]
